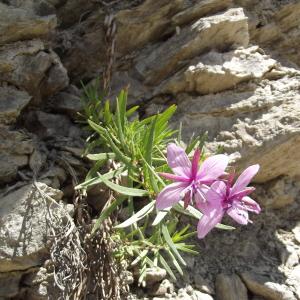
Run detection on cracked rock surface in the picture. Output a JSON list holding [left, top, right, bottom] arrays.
[[0, 0, 300, 299]]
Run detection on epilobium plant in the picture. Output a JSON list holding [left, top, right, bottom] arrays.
[[77, 88, 260, 284]]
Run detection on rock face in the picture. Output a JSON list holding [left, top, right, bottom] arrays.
[[0, 86, 31, 124], [0, 182, 63, 272], [241, 272, 296, 300], [0, 126, 34, 183], [255, 176, 300, 209], [0, 2, 57, 45], [135, 8, 249, 85], [156, 46, 277, 95], [0, 40, 69, 104], [172, 69, 300, 182], [1, 0, 300, 299], [115, 0, 185, 54], [244, 0, 300, 67], [215, 274, 248, 300]]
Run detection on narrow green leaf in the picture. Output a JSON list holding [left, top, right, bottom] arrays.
[[104, 130, 132, 166], [131, 249, 148, 266], [152, 208, 170, 226], [75, 167, 125, 190], [155, 105, 176, 136], [97, 172, 149, 197], [86, 152, 116, 161], [115, 95, 126, 147], [215, 223, 235, 230], [115, 200, 155, 228], [143, 116, 159, 193], [88, 119, 106, 135], [144, 116, 157, 164], [126, 105, 139, 117], [167, 250, 183, 276], [185, 135, 198, 155], [91, 195, 127, 235], [118, 89, 127, 129], [85, 159, 106, 181], [176, 225, 190, 237], [144, 257, 155, 268], [104, 100, 112, 124], [138, 264, 147, 286], [139, 115, 155, 127], [175, 243, 199, 255], [140, 155, 166, 187], [162, 225, 186, 266], [174, 201, 202, 219], [159, 254, 176, 281], [172, 231, 197, 243]]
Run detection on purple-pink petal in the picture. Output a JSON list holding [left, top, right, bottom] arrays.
[[197, 208, 224, 239], [196, 181, 225, 215], [159, 172, 191, 182], [231, 187, 255, 200], [241, 196, 261, 214], [209, 180, 227, 198], [197, 154, 229, 182], [231, 164, 260, 196], [167, 143, 191, 178], [183, 189, 193, 208], [227, 206, 249, 225], [194, 186, 209, 206], [156, 181, 189, 210], [191, 149, 201, 179]]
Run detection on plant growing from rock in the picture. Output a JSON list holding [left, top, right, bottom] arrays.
[[77, 87, 260, 286]]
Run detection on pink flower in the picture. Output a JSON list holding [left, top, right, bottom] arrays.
[[156, 143, 229, 210], [197, 164, 261, 239]]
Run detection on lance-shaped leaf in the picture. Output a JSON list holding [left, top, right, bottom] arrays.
[[86, 152, 116, 161], [159, 254, 176, 281], [91, 195, 127, 235], [167, 249, 183, 276], [97, 172, 149, 197], [75, 167, 125, 190], [162, 224, 186, 266], [152, 207, 171, 226], [115, 200, 155, 228]]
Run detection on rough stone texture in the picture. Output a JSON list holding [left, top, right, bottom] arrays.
[[172, 70, 300, 182], [0, 126, 34, 183], [172, 0, 233, 26], [242, 0, 300, 67], [255, 176, 300, 209], [1, 0, 300, 299], [0, 2, 57, 45], [0, 85, 31, 124], [135, 8, 249, 85], [115, 0, 185, 54], [193, 291, 214, 300], [0, 182, 63, 272], [194, 273, 214, 295], [215, 274, 248, 300], [59, 10, 106, 80], [0, 271, 23, 298], [147, 279, 174, 297], [241, 272, 296, 300], [25, 111, 82, 140], [145, 267, 167, 285], [156, 46, 277, 95], [21, 266, 59, 300], [49, 85, 82, 119], [0, 39, 69, 104]]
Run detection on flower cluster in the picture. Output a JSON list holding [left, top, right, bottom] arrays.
[[156, 143, 261, 238]]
